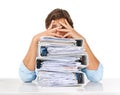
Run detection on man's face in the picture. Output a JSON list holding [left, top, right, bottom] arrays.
[[52, 18, 67, 36]]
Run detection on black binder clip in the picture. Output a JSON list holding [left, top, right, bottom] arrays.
[[36, 59, 43, 69], [76, 72, 84, 84], [40, 46, 48, 56], [75, 39, 83, 46], [76, 55, 87, 66]]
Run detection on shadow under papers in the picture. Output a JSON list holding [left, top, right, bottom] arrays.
[[18, 80, 103, 92], [84, 81, 103, 91], [19, 82, 39, 92]]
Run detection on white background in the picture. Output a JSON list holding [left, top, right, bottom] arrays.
[[0, 0, 120, 79]]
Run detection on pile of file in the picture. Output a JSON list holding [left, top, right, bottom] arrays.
[[36, 36, 88, 87]]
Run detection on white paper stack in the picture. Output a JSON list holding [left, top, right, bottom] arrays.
[[36, 36, 88, 87]]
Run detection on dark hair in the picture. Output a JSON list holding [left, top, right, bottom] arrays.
[[45, 8, 74, 29]]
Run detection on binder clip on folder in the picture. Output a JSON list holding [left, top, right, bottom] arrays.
[[36, 36, 88, 87]]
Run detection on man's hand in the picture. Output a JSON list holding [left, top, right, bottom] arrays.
[[57, 19, 84, 39], [45, 20, 63, 38], [32, 20, 63, 44]]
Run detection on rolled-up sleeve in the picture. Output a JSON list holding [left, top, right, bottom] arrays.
[[19, 62, 36, 82], [81, 63, 103, 82]]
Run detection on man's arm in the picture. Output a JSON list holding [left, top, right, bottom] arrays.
[[19, 32, 45, 82], [23, 37, 38, 71], [82, 40, 103, 82]]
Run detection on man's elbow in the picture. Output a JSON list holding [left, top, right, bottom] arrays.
[[87, 72, 103, 82], [19, 71, 36, 83], [85, 63, 104, 82], [87, 75, 102, 82], [22, 75, 36, 83]]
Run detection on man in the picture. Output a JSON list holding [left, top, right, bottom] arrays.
[[19, 8, 103, 82]]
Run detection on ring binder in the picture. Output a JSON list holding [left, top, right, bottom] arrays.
[[36, 59, 43, 69]]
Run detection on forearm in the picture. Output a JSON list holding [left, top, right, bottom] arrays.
[[72, 31, 99, 70], [23, 39, 37, 71], [23, 32, 46, 71], [84, 39, 99, 70]]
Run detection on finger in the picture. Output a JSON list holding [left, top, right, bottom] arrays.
[[63, 32, 71, 38], [59, 21, 68, 29], [57, 29, 70, 33], [65, 19, 73, 28], [50, 27, 62, 33], [65, 19, 70, 26], [48, 20, 54, 30], [51, 33, 63, 38]]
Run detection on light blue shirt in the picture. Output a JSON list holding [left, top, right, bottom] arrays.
[[19, 62, 103, 83]]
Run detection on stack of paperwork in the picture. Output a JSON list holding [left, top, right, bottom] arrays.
[[36, 36, 88, 87]]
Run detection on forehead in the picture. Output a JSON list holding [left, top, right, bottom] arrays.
[[54, 18, 66, 23]]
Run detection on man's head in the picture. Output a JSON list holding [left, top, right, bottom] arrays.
[[45, 8, 74, 29]]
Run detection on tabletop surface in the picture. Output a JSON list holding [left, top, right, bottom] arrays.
[[0, 78, 120, 95]]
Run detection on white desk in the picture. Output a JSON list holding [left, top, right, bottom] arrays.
[[0, 78, 120, 95]]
